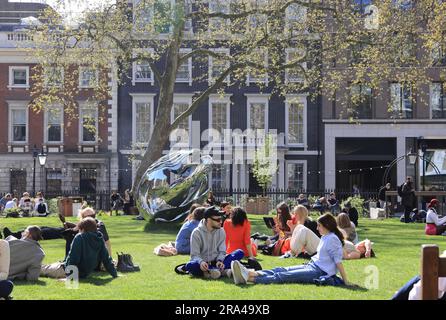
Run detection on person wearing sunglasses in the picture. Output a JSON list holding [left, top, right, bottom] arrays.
[[186, 206, 244, 279]]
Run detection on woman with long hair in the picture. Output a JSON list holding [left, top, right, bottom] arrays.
[[336, 213, 358, 243], [274, 202, 292, 238], [223, 207, 257, 259], [231, 213, 349, 286]]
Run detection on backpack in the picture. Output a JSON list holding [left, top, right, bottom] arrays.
[[37, 202, 46, 214], [397, 184, 404, 197]]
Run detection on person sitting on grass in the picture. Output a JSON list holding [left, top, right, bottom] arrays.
[[342, 202, 359, 227], [34, 198, 49, 216], [220, 202, 232, 223], [5, 226, 45, 281], [342, 239, 375, 260], [231, 213, 349, 286], [40, 217, 117, 279], [185, 206, 243, 279], [312, 197, 329, 215], [297, 194, 309, 208], [174, 206, 205, 254], [283, 205, 321, 259], [0, 239, 13, 300], [337, 213, 358, 244], [223, 207, 257, 260], [425, 199, 446, 236], [3, 207, 112, 258]]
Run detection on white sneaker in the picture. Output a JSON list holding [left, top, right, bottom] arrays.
[[231, 260, 249, 285]]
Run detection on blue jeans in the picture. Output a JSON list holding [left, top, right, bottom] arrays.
[[0, 280, 13, 298], [254, 261, 327, 284], [186, 249, 244, 277], [391, 276, 420, 300]]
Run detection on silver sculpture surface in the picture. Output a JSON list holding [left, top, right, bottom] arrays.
[[136, 149, 213, 222]]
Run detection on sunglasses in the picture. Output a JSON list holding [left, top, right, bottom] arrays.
[[210, 217, 222, 222]]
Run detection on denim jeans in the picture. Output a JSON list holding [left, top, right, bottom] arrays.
[[186, 249, 244, 277], [391, 276, 420, 300], [0, 280, 13, 298], [254, 261, 327, 284]]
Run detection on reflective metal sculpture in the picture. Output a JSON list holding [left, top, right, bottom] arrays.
[[136, 149, 213, 222]]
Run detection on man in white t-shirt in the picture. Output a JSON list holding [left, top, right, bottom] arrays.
[[4, 198, 17, 210]]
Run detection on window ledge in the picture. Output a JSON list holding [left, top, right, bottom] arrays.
[[7, 85, 29, 90]]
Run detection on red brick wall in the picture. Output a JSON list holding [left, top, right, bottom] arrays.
[[0, 63, 110, 153]]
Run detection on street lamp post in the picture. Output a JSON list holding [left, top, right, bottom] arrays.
[[408, 151, 417, 191], [38, 147, 47, 193], [32, 145, 38, 196], [420, 140, 428, 191]]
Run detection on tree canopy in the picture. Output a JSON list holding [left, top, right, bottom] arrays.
[[26, 0, 446, 191]]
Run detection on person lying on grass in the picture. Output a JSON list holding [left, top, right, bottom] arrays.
[[342, 239, 375, 260], [231, 213, 350, 286], [3, 207, 112, 258], [40, 217, 117, 279]]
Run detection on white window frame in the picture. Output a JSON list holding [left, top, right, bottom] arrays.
[[132, 48, 155, 85], [8, 66, 29, 89], [78, 67, 99, 89], [208, 94, 231, 145], [208, 0, 230, 32], [390, 82, 413, 117], [208, 48, 230, 85], [8, 101, 28, 144], [285, 2, 307, 34], [130, 93, 156, 146], [430, 82, 446, 119], [246, 49, 268, 85], [285, 160, 307, 190], [209, 163, 231, 190], [79, 102, 99, 144], [170, 94, 193, 147], [246, 94, 269, 132], [176, 48, 192, 85], [285, 95, 307, 148], [44, 105, 64, 144], [44, 66, 64, 88], [285, 48, 307, 83]]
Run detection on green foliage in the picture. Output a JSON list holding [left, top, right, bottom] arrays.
[[341, 196, 365, 216], [47, 198, 60, 216], [251, 135, 278, 194]]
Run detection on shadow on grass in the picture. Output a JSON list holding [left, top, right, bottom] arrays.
[[12, 279, 47, 286], [144, 221, 180, 235], [79, 275, 115, 286]]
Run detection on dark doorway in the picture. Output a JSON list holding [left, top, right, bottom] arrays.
[[248, 166, 262, 196], [10, 169, 26, 197], [80, 168, 97, 194], [336, 138, 397, 192]]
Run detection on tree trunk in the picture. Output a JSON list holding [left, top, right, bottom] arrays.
[[131, 35, 182, 193]]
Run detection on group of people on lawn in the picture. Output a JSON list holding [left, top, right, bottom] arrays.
[[171, 197, 374, 286], [0, 207, 117, 300], [0, 192, 49, 217]]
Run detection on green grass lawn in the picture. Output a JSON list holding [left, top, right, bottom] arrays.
[[0, 213, 444, 300]]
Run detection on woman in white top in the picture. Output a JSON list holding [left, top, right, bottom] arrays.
[[425, 199, 446, 235], [0, 240, 13, 299], [287, 205, 320, 257]]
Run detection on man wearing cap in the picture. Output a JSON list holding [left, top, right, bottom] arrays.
[[186, 206, 244, 279], [5, 226, 45, 281], [425, 199, 446, 235]]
